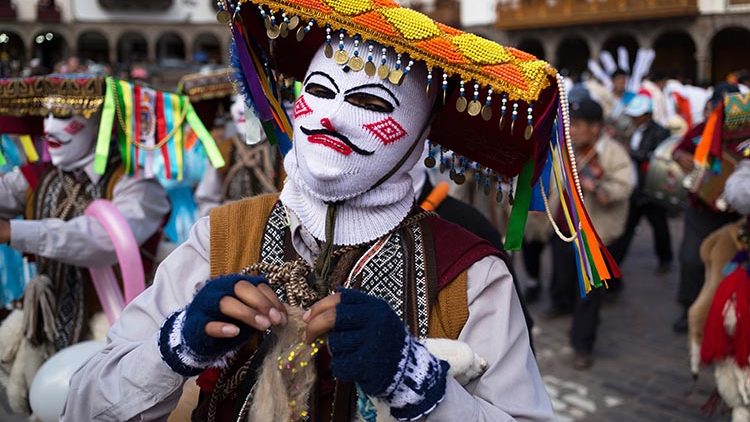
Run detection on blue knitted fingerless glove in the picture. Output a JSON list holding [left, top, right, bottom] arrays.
[[329, 288, 450, 421], [158, 274, 266, 376]]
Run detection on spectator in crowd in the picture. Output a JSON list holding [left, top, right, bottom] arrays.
[[611, 95, 673, 275], [548, 98, 635, 369]]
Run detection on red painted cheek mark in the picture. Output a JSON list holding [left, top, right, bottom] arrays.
[[362, 117, 408, 145], [293, 95, 313, 119], [64, 120, 86, 135]]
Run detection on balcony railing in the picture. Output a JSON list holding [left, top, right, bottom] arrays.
[[496, 0, 698, 30]]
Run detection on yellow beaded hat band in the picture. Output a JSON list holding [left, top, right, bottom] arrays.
[[0, 75, 105, 119], [178, 69, 237, 102]]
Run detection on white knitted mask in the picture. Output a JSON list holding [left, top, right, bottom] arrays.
[[44, 114, 98, 171], [230, 95, 264, 145], [286, 39, 433, 203]]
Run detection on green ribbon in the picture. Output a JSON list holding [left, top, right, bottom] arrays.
[[94, 77, 117, 175], [581, 231, 603, 288], [114, 81, 128, 172], [504, 159, 535, 251], [184, 101, 225, 169], [0, 149, 6, 166]]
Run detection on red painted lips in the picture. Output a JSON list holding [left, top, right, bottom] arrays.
[[307, 134, 352, 156]]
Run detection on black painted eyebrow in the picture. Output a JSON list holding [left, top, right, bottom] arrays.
[[344, 83, 400, 107], [304, 71, 339, 93]]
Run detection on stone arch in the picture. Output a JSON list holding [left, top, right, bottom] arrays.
[[0, 30, 26, 75], [710, 27, 750, 84], [117, 31, 148, 64], [601, 32, 639, 72], [77, 30, 110, 64], [517, 37, 545, 61], [193, 32, 222, 64], [653, 30, 697, 83], [555, 36, 590, 78], [32, 31, 68, 72], [156, 32, 186, 64]]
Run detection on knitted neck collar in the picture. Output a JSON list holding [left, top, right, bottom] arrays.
[[280, 158, 415, 245]]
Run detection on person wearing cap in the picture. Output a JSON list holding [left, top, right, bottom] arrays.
[[547, 98, 635, 369], [63, 21, 555, 422], [611, 94, 673, 275], [670, 82, 743, 333], [0, 83, 170, 413]]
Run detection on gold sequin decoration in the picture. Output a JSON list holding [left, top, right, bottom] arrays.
[[267, 25, 281, 39], [524, 125, 533, 140], [279, 22, 289, 38], [288, 15, 300, 30], [348, 56, 365, 72], [365, 61, 377, 76], [324, 43, 334, 58], [296, 27, 306, 41], [216, 10, 231, 24], [481, 105, 492, 121], [467, 100, 481, 116], [334, 49, 349, 65], [455, 96, 467, 113], [388, 69, 404, 85], [377, 64, 390, 80]]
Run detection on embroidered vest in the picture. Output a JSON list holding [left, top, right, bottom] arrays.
[[23, 164, 124, 350], [194, 193, 503, 422]]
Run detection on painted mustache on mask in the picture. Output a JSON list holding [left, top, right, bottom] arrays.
[[301, 126, 374, 156]]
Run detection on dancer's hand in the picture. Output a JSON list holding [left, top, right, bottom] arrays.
[[203, 277, 287, 338], [302, 292, 340, 343], [158, 274, 286, 376], [324, 288, 450, 420]]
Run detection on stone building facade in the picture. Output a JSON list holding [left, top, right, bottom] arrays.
[[0, 0, 228, 73], [483, 0, 750, 84]]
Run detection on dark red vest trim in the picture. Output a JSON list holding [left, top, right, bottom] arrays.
[[425, 215, 507, 289]]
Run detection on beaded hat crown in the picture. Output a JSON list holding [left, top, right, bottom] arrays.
[[222, 0, 620, 290]]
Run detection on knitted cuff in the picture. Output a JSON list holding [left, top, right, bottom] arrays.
[[380, 328, 450, 421], [158, 310, 237, 377]]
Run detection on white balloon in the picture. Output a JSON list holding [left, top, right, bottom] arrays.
[[29, 341, 105, 422]]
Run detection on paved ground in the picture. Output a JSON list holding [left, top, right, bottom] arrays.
[[0, 216, 733, 421], [520, 217, 729, 421]]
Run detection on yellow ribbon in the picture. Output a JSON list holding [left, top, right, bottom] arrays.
[[19, 135, 38, 163]]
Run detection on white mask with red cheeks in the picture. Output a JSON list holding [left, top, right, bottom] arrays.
[[281, 39, 435, 245], [230, 94, 264, 145], [44, 114, 99, 171]]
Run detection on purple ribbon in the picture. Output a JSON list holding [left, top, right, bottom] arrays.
[[231, 26, 274, 122]]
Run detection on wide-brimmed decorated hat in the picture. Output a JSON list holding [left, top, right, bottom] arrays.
[[0, 74, 225, 181], [220, 0, 619, 290], [178, 68, 236, 131]]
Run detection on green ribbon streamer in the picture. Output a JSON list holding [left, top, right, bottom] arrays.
[[184, 101, 225, 169], [504, 159, 535, 251], [0, 149, 6, 166], [294, 81, 303, 99], [114, 81, 128, 172], [581, 231, 603, 288], [94, 77, 116, 175]]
